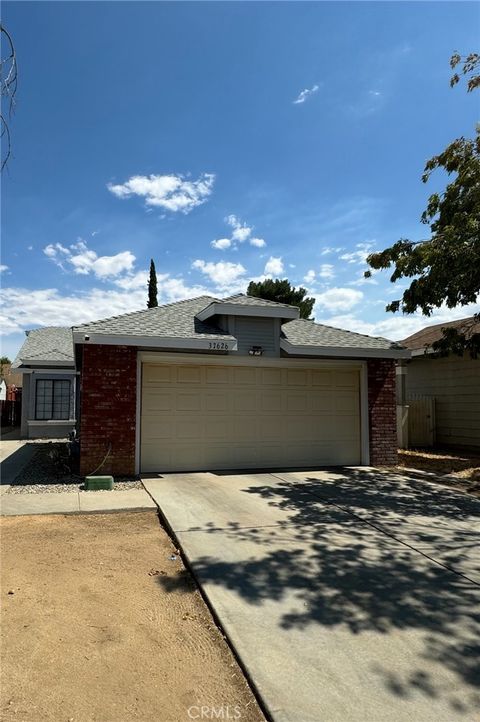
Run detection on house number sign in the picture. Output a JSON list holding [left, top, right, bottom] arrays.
[[208, 341, 231, 351]]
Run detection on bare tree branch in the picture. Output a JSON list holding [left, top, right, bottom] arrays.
[[1, 23, 18, 172]]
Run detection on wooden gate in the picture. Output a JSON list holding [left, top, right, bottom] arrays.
[[407, 395, 435, 447]]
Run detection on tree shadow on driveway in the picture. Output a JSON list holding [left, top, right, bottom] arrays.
[[158, 468, 480, 715]]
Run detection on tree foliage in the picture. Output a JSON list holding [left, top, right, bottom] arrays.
[[366, 51, 480, 355], [247, 278, 315, 319], [147, 259, 158, 308], [450, 52, 480, 92]]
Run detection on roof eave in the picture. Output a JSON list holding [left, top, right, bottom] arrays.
[[73, 331, 238, 351], [280, 339, 411, 359], [196, 302, 299, 323], [12, 359, 75, 369]]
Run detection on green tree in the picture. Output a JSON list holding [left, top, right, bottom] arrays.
[[0, 356, 11, 365], [147, 259, 158, 309], [366, 52, 480, 356], [247, 278, 315, 319]]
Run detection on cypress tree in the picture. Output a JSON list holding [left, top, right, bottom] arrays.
[[147, 259, 158, 308]]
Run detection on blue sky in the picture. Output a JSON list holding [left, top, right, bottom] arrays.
[[1, 1, 479, 359]]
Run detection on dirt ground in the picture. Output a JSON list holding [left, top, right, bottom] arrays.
[[0, 512, 264, 722], [397, 447, 480, 497]]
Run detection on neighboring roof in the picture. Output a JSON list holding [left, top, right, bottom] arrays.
[[401, 316, 480, 351], [12, 327, 75, 368], [74, 296, 235, 340], [281, 318, 407, 357]]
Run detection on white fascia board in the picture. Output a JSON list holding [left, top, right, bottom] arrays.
[[73, 331, 238, 352], [19, 369, 79, 375], [280, 339, 411, 359], [410, 348, 434, 357], [17, 359, 75, 368], [196, 302, 299, 322]]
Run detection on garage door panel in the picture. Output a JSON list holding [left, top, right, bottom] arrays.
[[260, 391, 283, 413], [176, 392, 202, 412], [141, 362, 362, 472], [143, 390, 173, 412], [205, 392, 229, 412]]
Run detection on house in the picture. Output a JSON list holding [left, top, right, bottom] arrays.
[[12, 327, 77, 439], [0, 362, 23, 428], [72, 294, 409, 476], [401, 316, 480, 449]]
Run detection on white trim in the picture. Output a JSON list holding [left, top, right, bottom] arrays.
[[410, 348, 433, 357], [280, 338, 410, 359], [16, 368, 79, 375], [73, 331, 237, 351], [135, 354, 142, 475], [15, 358, 75, 371], [360, 362, 370, 465], [27, 419, 76, 426], [139, 351, 363, 369], [196, 302, 299, 322], [136, 353, 369, 471]]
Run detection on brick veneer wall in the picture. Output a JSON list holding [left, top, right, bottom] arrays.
[[79, 345, 137, 476], [367, 358, 397, 466]]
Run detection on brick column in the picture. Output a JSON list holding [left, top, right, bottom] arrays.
[[367, 359, 397, 466], [79, 345, 137, 476]]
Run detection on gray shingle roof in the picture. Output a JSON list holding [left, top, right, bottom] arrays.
[[74, 296, 235, 340], [282, 319, 403, 350], [12, 327, 74, 368], [222, 293, 299, 310], [70, 294, 404, 354]]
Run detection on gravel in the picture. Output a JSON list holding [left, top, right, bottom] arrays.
[[6, 442, 144, 495]]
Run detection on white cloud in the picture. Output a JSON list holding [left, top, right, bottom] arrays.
[[211, 238, 232, 250], [293, 84, 319, 105], [107, 172, 215, 214], [317, 302, 480, 342], [304, 269, 316, 284], [264, 256, 284, 277], [314, 287, 363, 313], [0, 273, 214, 337], [192, 259, 246, 289], [226, 214, 253, 243], [340, 241, 376, 265], [0, 265, 9, 273], [211, 215, 267, 250], [319, 264, 335, 279], [320, 246, 344, 256], [44, 240, 135, 279]]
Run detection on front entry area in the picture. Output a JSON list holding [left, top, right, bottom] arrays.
[[140, 359, 362, 473]]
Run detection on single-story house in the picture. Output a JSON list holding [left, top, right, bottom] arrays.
[[401, 317, 480, 450], [12, 327, 77, 439], [72, 294, 409, 476]]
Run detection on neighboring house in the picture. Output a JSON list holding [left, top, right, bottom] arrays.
[[0, 363, 23, 427], [12, 327, 77, 439], [401, 317, 480, 449], [73, 294, 409, 476]]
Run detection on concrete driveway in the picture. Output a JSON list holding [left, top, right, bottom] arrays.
[[143, 467, 480, 722]]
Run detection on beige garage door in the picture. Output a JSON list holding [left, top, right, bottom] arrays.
[[140, 362, 361, 472]]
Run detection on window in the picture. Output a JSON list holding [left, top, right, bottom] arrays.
[[35, 379, 71, 420]]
